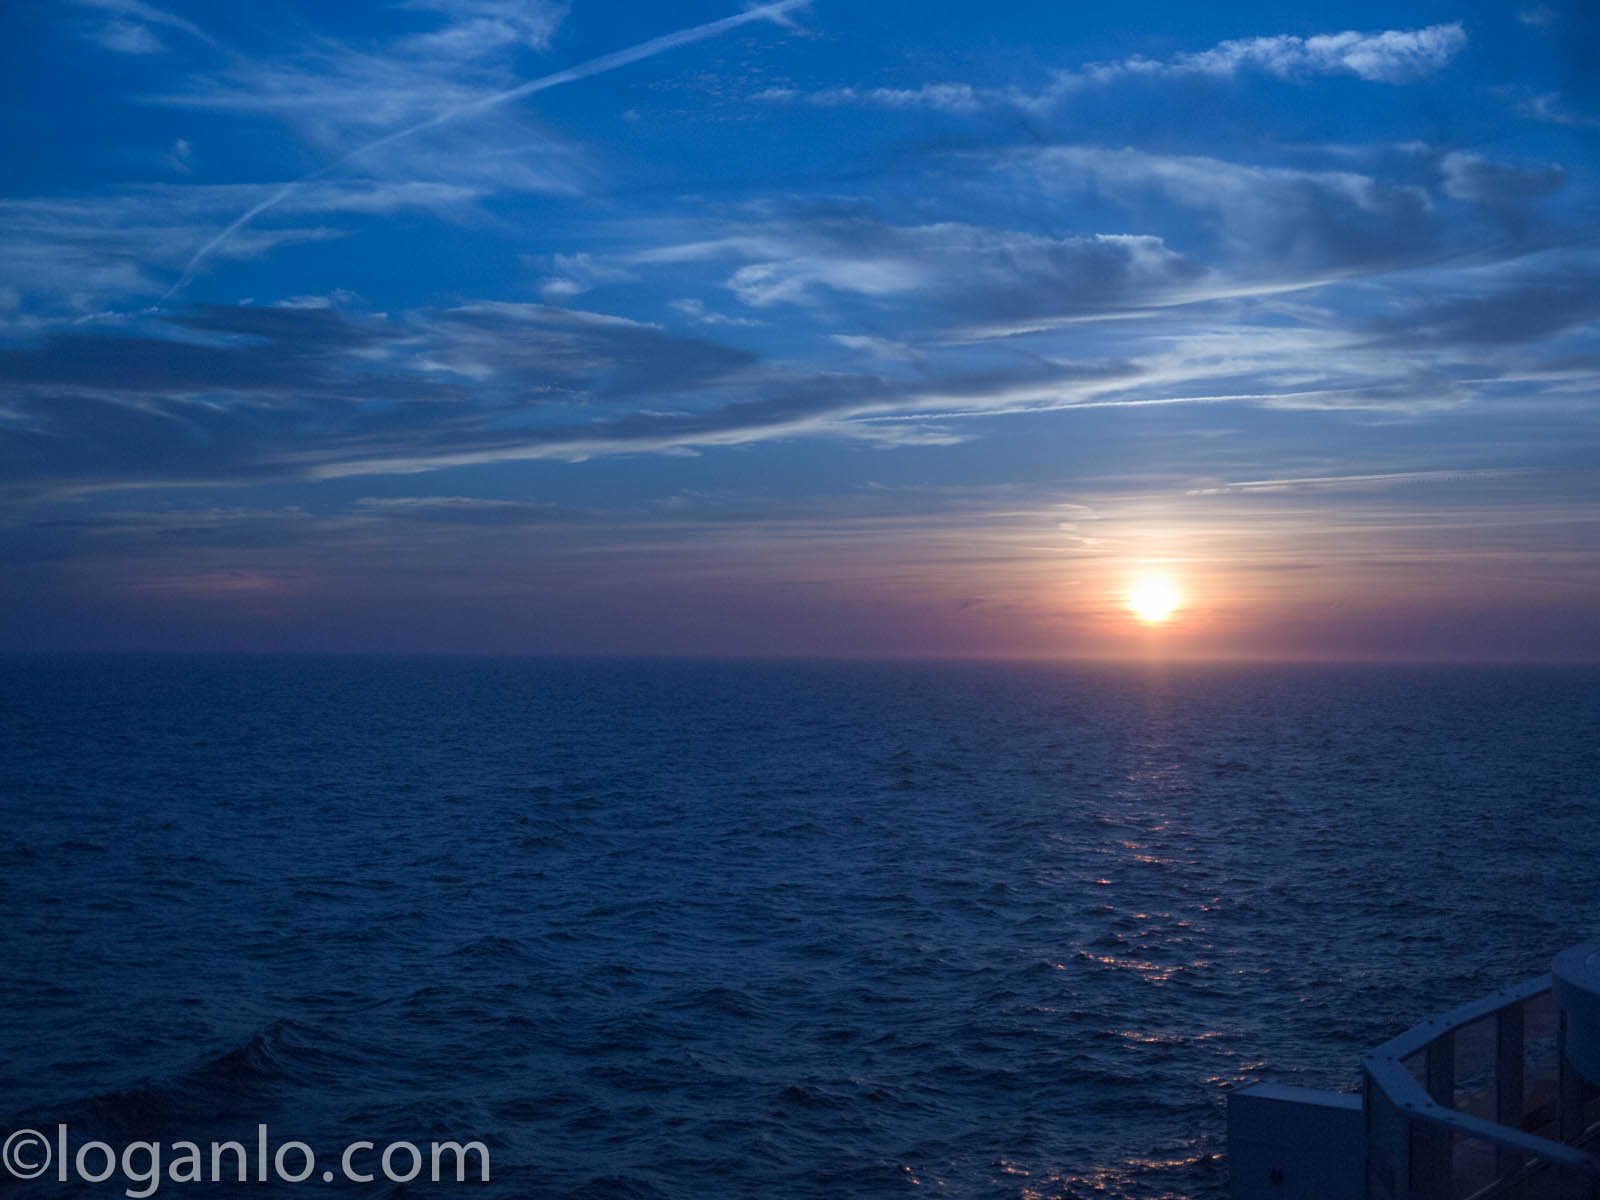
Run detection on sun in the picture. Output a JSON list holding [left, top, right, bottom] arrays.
[[1128, 573, 1182, 624]]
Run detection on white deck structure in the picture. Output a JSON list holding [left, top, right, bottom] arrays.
[[1229, 942, 1600, 1200]]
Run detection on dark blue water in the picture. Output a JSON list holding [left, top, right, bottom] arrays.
[[3, 658, 1598, 1198]]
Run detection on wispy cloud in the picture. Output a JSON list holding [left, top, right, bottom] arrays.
[[155, 4, 570, 143], [5, 280, 1568, 499], [669, 298, 762, 328], [353, 495, 597, 524], [1439, 153, 1566, 206], [758, 22, 1467, 115], [399, 0, 569, 59], [0, 299, 1141, 489], [620, 210, 1205, 327], [996, 144, 1438, 283], [70, 0, 219, 53], [89, 19, 165, 55], [1359, 255, 1600, 349], [161, 1, 810, 300], [1515, 91, 1600, 128], [1186, 469, 1527, 496], [1065, 23, 1467, 87], [539, 252, 639, 301], [0, 182, 495, 317]]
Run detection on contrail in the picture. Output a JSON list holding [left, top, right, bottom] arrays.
[[162, 0, 810, 302]]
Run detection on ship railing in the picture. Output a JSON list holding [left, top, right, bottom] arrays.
[[1364, 973, 1600, 1200]]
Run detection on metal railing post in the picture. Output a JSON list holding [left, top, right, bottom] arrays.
[[1562, 1008, 1587, 1145], [1412, 1033, 1457, 1200]]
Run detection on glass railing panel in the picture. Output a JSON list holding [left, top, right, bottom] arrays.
[[1524, 990, 1562, 1138], [1451, 1129, 1498, 1199], [1405, 1046, 1430, 1088], [1456, 1012, 1499, 1120], [1410, 1117, 1453, 1200], [1362, 978, 1600, 1200]]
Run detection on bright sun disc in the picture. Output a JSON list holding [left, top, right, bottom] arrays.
[[1128, 574, 1182, 624]]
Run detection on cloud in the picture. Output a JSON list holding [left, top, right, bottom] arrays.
[[759, 23, 1467, 115], [415, 301, 757, 398], [1361, 260, 1600, 349], [0, 204, 1547, 495], [831, 334, 919, 361], [90, 19, 166, 54], [273, 290, 361, 310], [144, 0, 568, 143], [165, 138, 193, 175], [0, 305, 401, 398], [1008, 145, 1434, 274], [397, 0, 569, 58], [0, 183, 485, 315], [0, 296, 1156, 489], [1440, 153, 1566, 206], [1116, 23, 1469, 85], [1186, 469, 1525, 496], [0, 306, 449, 492], [1515, 92, 1600, 128], [669, 298, 762, 327], [284, 358, 1151, 479], [631, 212, 1205, 325], [0, 300, 769, 490], [156, 1, 809, 299], [763, 82, 989, 114], [70, 0, 218, 52], [538, 252, 639, 301], [353, 495, 595, 524]]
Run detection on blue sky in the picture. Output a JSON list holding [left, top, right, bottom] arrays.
[[2, 0, 1597, 658]]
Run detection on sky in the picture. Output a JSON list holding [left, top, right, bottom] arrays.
[[1, 0, 1597, 660]]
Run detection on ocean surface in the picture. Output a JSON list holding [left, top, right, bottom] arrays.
[[3, 657, 1599, 1199]]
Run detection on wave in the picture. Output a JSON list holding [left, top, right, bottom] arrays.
[[13, 1019, 343, 1139]]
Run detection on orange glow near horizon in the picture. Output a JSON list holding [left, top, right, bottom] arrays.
[[1128, 573, 1183, 624]]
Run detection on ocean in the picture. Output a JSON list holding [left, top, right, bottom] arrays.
[[2, 657, 1598, 1198]]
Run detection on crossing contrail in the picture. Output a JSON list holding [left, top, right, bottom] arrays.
[[162, 0, 810, 302]]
